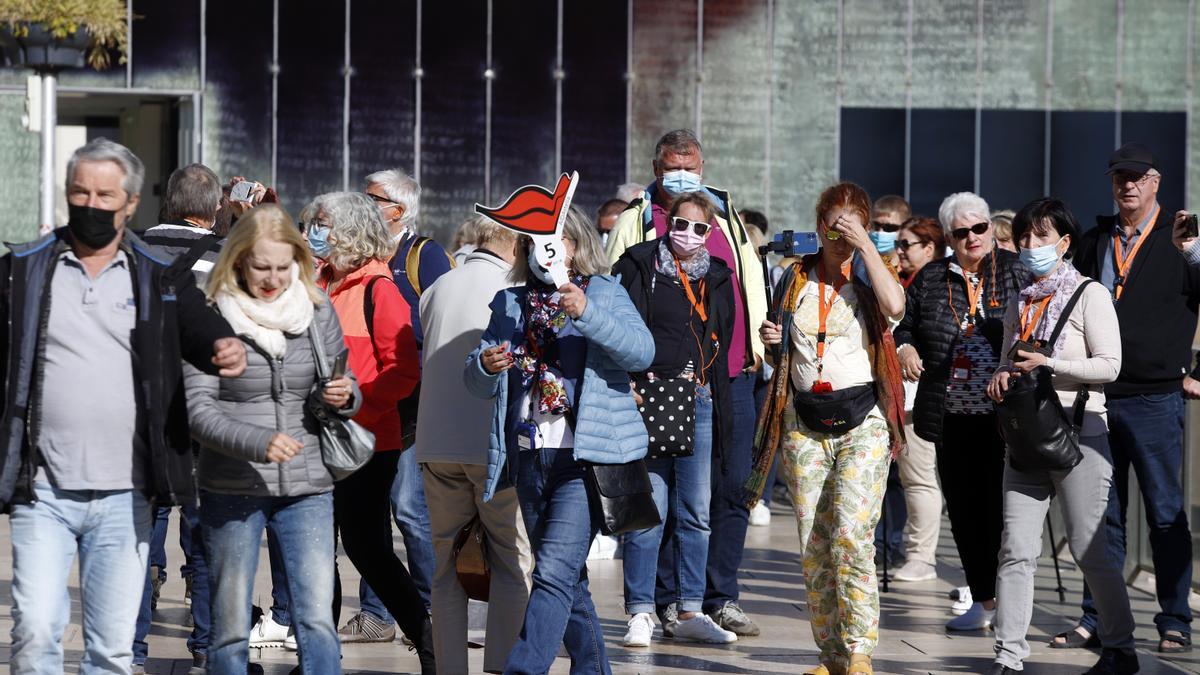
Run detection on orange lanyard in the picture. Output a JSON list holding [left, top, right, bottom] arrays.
[[814, 267, 845, 378], [1112, 204, 1160, 300], [949, 273, 985, 337], [674, 259, 708, 323], [1019, 295, 1053, 342]]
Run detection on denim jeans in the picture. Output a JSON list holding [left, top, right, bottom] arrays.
[[266, 527, 291, 626], [873, 461, 908, 563], [1079, 391, 1194, 637], [624, 385, 713, 615], [505, 448, 611, 675], [134, 502, 210, 663], [359, 444, 435, 623], [10, 481, 152, 674], [202, 491, 341, 675]]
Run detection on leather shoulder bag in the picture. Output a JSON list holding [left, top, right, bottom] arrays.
[[308, 323, 376, 481], [995, 280, 1093, 472]]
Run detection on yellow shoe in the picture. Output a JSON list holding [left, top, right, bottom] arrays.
[[804, 664, 847, 675], [848, 654, 873, 675]]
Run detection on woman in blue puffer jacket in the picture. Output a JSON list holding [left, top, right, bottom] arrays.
[[465, 206, 654, 675]]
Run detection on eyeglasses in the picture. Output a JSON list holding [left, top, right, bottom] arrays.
[[671, 216, 711, 236], [950, 222, 990, 240], [1110, 171, 1158, 186], [871, 221, 901, 233], [896, 238, 925, 251], [367, 192, 401, 208]]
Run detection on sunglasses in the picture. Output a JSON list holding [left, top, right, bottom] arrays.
[[896, 238, 926, 251], [871, 221, 901, 233], [950, 222, 990, 240], [671, 216, 711, 236]]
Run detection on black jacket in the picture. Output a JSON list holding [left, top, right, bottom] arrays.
[[894, 248, 1030, 444], [0, 228, 235, 512], [612, 241, 735, 469], [1074, 208, 1200, 396]]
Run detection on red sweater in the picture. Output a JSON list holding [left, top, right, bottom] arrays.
[[320, 260, 420, 451]]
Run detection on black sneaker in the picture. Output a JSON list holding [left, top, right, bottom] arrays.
[[1084, 648, 1140, 675], [187, 650, 207, 675]]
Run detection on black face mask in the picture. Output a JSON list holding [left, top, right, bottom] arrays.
[[67, 203, 120, 249]]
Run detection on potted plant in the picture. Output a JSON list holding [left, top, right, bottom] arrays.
[[0, 0, 127, 71]]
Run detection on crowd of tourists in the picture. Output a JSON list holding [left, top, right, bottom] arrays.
[[1, 129, 1193, 675]]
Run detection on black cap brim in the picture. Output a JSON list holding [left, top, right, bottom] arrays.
[[1105, 160, 1154, 175]]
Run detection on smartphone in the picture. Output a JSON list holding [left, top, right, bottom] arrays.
[[1008, 339, 1050, 361], [1185, 213, 1199, 239], [331, 352, 348, 379], [230, 180, 255, 203]]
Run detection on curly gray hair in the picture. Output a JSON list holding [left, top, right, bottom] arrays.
[[314, 191, 395, 271]]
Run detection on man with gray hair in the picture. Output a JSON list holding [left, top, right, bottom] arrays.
[[606, 129, 768, 638], [342, 169, 454, 642], [0, 137, 246, 673]]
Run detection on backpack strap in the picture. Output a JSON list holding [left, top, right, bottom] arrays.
[[162, 234, 220, 277], [404, 236, 456, 297], [361, 276, 387, 361], [1045, 279, 1095, 428]]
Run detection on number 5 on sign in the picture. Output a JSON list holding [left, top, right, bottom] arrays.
[[474, 171, 580, 289], [533, 235, 570, 287]]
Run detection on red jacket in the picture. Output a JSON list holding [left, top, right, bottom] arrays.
[[320, 260, 419, 451]]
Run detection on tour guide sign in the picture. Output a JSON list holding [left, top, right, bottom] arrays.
[[474, 171, 579, 288]]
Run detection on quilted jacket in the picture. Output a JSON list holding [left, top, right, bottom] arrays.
[[464, 274, 654, 501]]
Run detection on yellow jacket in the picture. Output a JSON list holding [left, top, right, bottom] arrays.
[[605, 183, 767, 368]]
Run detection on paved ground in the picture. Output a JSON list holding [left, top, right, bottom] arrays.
[[0, 498, 1196, 674]]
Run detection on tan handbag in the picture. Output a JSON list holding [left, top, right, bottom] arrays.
[[453, 515, 491, 601]]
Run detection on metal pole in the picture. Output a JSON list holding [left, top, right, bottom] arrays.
[[39, 72, 57, 231]]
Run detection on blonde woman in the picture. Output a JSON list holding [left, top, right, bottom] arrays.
[[186, 204, 360, 675]]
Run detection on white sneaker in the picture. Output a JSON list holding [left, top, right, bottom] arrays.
[[588, 534, 619, 560], [248, 612, 291, 647], [950, 586, 973, 615], [749, 502, 772, 527], [671, 614, 738, 644], [283, 629, 297, 651], [622, 613, 655, 647], [892, 560, 937, 582], [946, 602, 995, 631]]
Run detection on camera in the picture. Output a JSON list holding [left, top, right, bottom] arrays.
[[760, 230, 820, 257]]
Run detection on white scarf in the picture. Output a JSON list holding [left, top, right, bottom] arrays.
[[216, 263, 315, 358]]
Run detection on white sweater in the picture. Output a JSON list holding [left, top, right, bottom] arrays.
[[999, 280, 1122, 437], [415, 250, 515, 464]]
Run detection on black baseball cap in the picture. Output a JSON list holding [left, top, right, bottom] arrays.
[[1106, 143, 1158, 175]]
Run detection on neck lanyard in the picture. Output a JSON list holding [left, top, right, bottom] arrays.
[[1019, 295, 1053, 342], [674, 258, 708, 322], [1112, 203, 1160, 300], [672, 259, 720, 384], [949, 271, 985, 337], [813, 265, 846, 388]]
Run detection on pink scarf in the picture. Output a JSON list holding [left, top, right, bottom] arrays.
[[1017, 260, 1082, 356]]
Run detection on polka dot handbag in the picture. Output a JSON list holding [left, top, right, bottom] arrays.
[[635, 378, 696, 459]]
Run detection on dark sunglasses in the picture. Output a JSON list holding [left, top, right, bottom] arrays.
[[896, 238, 926, 251], [950, 222, 990, 240], [671, 216, 711, 236], [871, 221, 901, 233]]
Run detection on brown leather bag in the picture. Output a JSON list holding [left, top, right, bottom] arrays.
[[453, 515, 491, 601]]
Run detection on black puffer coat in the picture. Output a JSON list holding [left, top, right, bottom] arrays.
[[894, 247, 1030, 444]]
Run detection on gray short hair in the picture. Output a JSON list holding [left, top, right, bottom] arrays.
[[615, 182, 644, 203], [654, 129, 703, 163], [66, 137, 145, 198], [938, 192, 991, 235], [315, 191, 395, 270], [163, 163, 221, 223], [365, 168, 420, 231], [509, 206, 610, 284]]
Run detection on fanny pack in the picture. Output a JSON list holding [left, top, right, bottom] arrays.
[[792, 383, 877, 434]]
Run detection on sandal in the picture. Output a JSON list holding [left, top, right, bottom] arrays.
[[1159, 630, 1192, 653], [1050, 628, 1100, 649], [848, 654, 873, 675]]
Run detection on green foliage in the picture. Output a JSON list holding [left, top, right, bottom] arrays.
[[0, 0, 128, 70]]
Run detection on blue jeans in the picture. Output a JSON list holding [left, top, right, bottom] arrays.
[[10, 482, 152, 674], [202, 491, 341, 675], [134, 502, 210, 662], [1079, 391, 1194, 637], [266, 527, 291, 626], [624, 385, 713, 614], [359, 445, 435, 623], [505, 448, 611, 675]]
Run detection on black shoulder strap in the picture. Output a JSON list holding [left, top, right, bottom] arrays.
[[163, 234, 220, 276], [362, 276, 386, 362], [1047, 279, 1095, 347]]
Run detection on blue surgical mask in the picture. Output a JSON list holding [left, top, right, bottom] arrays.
[[868, 230, 898, 254], [307, 224, 332, 259], [1019, 241, 1061, 277], [661, 170, 702, 195]]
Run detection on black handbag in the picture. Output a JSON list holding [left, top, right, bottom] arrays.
[[583, 460, 662, 536], [792, 383, 877, 435], [635, 378, 696, 459], [995, 281, 1093, 472]]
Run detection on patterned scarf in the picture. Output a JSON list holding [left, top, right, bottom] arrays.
[[1017, 260, 1081, 356], [511, 275, 590, 415], [655, 239, 711, 280], [743, 252, 907, 507]]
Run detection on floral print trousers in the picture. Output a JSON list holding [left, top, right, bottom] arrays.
[[779, 409, 892, 667]]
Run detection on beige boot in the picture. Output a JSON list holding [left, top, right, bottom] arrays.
[[848, 654, 873, 675]]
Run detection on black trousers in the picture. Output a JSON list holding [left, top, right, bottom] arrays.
[[333, 449, 429, 642], [935, 412, 1005, 602]]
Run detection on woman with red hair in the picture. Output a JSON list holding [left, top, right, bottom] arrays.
[[753, 182, 906, 675]]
